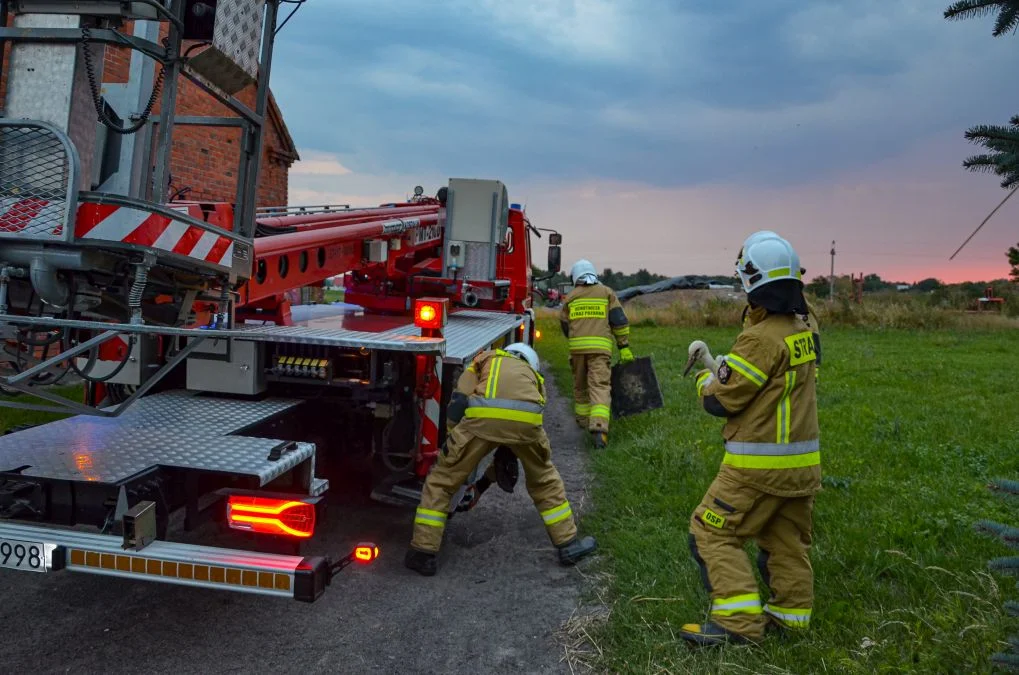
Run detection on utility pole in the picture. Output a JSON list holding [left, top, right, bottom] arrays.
[[829, 240, 836, 300]]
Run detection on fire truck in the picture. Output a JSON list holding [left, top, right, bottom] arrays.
[[0, 1, 563, 602]]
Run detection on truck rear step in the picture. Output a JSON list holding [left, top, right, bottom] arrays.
[[0, 521, 332, 601]]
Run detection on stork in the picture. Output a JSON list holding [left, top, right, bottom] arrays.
[[683, 340, 720, 377]]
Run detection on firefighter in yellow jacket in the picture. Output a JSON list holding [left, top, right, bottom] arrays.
[[559, 260, 633, 449], [682, 232, 821, 646], [405, 343, 597, 576]]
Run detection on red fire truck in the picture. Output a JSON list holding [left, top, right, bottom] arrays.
[[0, 0, 563, 601]]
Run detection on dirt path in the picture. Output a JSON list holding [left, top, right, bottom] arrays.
[[0, 364, 599, 674]]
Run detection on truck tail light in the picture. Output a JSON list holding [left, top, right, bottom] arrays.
[[227, 496, 317, 539], [354, 543, 380, 563], [414, 298, 447, 330]]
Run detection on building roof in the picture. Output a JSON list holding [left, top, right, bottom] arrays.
[[266, 90, 300, 164]]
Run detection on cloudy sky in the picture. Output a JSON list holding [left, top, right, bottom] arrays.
[[271, 0, 1019, 283]]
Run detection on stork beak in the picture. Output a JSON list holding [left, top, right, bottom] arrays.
[[682, 354, 698, 377]]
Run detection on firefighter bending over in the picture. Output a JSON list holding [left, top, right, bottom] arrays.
[[405, 343, 597, 576], [682, 231, 821, 646], [559, 260, 633, 449]]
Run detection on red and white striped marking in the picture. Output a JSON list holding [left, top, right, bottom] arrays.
[[0, 197, 67, 237], [75, 203, 236, 268], [421, 357, 443, 456]]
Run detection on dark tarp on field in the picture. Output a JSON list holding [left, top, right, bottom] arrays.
[[615, 275, 721, 301]]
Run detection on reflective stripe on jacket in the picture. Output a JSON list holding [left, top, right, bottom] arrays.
[[700, 306, 821, 497], [454, 350, 546, 442], [559, 282, 629, 355]]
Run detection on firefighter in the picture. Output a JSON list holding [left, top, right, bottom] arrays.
[[559, 259, 633, 449], [404, 342, 597, 576], [682, 231, 821, 646]]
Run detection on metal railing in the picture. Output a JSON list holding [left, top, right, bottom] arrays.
[[0, 120, 79, 242]]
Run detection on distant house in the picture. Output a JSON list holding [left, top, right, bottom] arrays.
[[896, 284, 911, 291]]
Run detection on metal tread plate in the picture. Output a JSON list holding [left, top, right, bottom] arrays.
[[0, 315, 446, 352], [0, 390, 312, 485], [442, 310, 527, 365]]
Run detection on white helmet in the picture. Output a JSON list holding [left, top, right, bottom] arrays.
[[504, 343, 540, 371], [736, 231, 802, 294], [570, 259, 598, 285]]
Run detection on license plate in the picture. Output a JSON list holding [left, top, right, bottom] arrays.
[[0, 537, 48, 573]]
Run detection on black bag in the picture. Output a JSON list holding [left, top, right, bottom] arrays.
[[611, 356, 664, 419]]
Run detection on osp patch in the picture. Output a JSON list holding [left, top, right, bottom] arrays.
[[717, 360, 732, 384]]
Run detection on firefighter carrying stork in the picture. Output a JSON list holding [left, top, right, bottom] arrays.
[[682, 231, 821, 647]]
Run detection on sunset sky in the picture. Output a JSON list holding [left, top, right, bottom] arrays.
[[271, 1, 1019, 284]]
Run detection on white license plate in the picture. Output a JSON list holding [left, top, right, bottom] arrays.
[[0, 537, 48, 573]]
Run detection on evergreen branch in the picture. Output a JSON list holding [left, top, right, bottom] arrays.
[[994, 4, 1019, 33], [964, 124, 1019, 145], [945, 0, 1008, 22], [991, 651, 1019, 671], [988, 556, 1019, 574], [990, 479, 1019, 496]]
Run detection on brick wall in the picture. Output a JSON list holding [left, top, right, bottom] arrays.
[[0, 19, 299, 208]]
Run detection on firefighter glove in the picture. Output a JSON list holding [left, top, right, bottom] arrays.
[[447, 391, 468, 424], [619, 347, 635, 364]]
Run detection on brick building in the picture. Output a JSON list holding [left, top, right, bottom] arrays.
[[0, 20, 300, 208]]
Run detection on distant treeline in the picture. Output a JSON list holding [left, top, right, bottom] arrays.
[[532, 266, 735, 290]]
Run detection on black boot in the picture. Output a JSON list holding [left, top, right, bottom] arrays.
[[591, 431, 608, 449], [557, 535, 597, 565], [404, 548, 437, 576]]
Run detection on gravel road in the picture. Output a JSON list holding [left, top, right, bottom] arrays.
[[0, 364, 599, 674]]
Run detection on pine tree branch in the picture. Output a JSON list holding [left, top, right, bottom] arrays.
[[945, 0, 1007, 22], [991, 651, 1019, 671], [988, 556, 1019, 574], [963, 154, 1008, 174], [990, 479, 1019, 497], [993, 4, 1019, 34], [964, 124, 1019, 145]]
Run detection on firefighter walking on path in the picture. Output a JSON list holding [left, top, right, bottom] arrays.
[[405, 343, 597, 576], [682, 231, 821, 647], [559, 259, 633, 449]]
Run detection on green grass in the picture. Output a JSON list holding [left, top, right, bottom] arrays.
[[323, 289, 345, 303], [535, 318, 1019, 673], [0, 384, 83, 434]]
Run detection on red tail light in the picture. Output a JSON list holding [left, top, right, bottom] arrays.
[[414, 298, 447, 330], [354, 543, 380, 563], [227, 496, 316, 539]]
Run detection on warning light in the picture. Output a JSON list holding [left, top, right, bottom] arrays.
[[353, 543, 380, 564], [535, 330, 542, 339], [227, 496, 317, 538], [414, 298, 447, 330]]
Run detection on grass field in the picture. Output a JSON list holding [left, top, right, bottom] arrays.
[[535, 316, 1019, 673], [0, 384, 83, 434]]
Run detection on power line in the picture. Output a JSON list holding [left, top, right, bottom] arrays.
[[949, 187, 1018, 261]]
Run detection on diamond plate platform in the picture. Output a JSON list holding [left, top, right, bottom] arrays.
[[441, 310, 528, 365], [0, 390, 315, 487]]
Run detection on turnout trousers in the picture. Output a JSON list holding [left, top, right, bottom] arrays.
[[410, 424, 578, 554], [688, 471, 815, 640], [570, 353, 612, 432]]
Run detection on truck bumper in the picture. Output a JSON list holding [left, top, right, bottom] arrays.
[[0, 521, 329, 602]]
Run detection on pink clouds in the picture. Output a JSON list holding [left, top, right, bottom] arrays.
[[288, 132, 1018, 283]]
